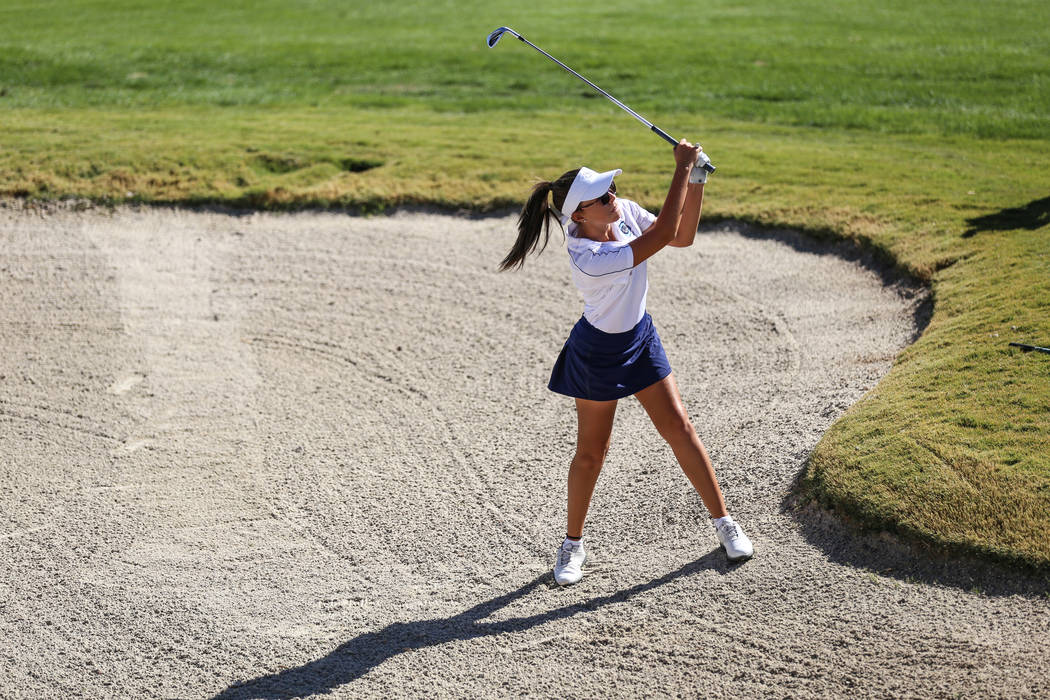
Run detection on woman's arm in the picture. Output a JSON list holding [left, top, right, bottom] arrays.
[[628, 140, 699, 266], [668, 182, 704, 248]]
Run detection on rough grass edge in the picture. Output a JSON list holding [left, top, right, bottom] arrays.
[[794, 456, 1050, 576], [1, 190, 523, 218]]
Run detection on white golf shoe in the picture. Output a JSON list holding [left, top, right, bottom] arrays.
[[553, 538, 587, 586], [714, 516, 754, 561]]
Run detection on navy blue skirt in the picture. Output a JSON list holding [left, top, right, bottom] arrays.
[[548, 313, 672, 401]]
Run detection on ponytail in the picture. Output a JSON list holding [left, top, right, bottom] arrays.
[[499, 169, 579, 271]]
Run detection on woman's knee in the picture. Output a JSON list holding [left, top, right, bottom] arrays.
[[657, 414, 696, 446], [571, 446, 608, 474]]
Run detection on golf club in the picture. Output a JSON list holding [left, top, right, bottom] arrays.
[[485, 26, 715, 173], [1009, 342, 1050, 355]]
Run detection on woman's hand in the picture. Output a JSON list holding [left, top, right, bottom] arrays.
[[689, 149, 712, 184], [674, 139, 701, 170]]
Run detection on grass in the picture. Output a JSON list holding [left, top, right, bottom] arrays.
[[3, 0, 1048, 138], [1, 0, 1048, 569]]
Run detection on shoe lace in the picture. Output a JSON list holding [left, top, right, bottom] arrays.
[[557, 544, 575, 567], [720, 522, 740, 541]]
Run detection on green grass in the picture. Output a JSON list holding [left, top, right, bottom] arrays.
[[2, 0, 1049, 137], [1, 0, 1048, 569]]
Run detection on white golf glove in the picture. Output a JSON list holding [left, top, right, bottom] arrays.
[[689, 149, 712, 184]]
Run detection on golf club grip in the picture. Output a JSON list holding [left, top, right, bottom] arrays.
[[652, 125, 717, 173], [651, 125, 679, 147]]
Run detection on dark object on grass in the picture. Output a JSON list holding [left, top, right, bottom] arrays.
[[964, 195, 1050, 238], [1009, 342, 1050, 355]]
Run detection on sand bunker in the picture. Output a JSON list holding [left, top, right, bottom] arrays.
[[1, 204, 1046, 698]]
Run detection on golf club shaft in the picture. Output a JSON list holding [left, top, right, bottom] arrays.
[[512, 34, 677, 145], [505, 31, 715, 172], [1009, 342, 1050, 354]]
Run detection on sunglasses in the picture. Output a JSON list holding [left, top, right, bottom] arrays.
[[578, 181, 617, 209]]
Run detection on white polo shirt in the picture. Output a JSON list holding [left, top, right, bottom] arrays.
[[565, 198, 657, 333]]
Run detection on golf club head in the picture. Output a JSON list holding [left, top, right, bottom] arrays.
[[486, 26, 518, 48]]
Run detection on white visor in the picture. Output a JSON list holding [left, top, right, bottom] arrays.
[[557, 167, 622, 224]]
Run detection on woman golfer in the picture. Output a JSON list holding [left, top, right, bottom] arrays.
[[500, 140, 753, 586]]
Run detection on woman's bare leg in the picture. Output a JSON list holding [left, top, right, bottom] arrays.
[[566, 397, 618, 538], [634, 373, 728, 518]]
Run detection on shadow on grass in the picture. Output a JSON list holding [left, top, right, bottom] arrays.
[[963, 195, 1050, 238], [210, 551, 730, 699], [782, 483, 1050, 598]]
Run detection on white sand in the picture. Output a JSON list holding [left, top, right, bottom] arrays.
[[1, 203, 1046, 698]]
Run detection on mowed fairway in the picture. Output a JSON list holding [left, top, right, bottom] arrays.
[[1, 0, 1049, 696]]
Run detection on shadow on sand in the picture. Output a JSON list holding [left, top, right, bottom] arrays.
[[723, 221, 933, 343], [783, 484, 1050, 598], [211, 549, 732, 699]]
